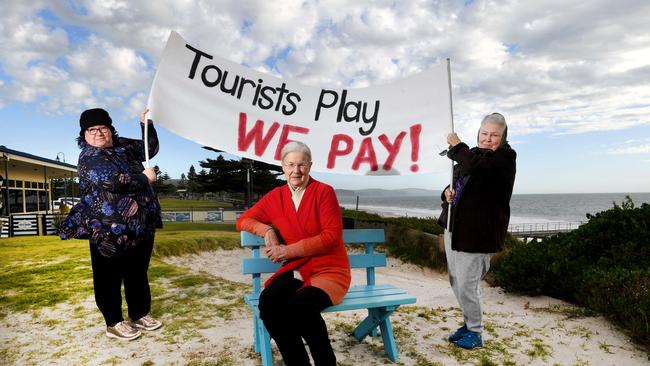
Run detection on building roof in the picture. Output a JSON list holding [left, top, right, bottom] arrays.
[[0, 145, 77, 171]]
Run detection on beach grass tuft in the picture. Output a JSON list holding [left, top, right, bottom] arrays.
[[530, 303, 597, 319]]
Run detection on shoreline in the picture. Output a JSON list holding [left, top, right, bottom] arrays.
[[339, 202, 576, 225], [337, 192, 650, 225]]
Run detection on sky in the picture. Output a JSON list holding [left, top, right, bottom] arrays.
[[1, 0, 649, 194]]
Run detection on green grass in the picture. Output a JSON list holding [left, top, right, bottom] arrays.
[[159, 198, 233, 210], [0, 223, 241, 319], [161, 222, 237, 232], [155, 224, 241, 257], [0, 226, 249, 363], [0, 236, 92, 318]]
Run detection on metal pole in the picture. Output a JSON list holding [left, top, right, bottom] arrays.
[[63, 176, 68, 205], [445, 58, 455, 240], [355, 195, 360, 225], [43, 166, 47, 213], [246, 162, 251, 208], [250, 162, 254, 203], [143, 113, 150, 168], [70, 171, 74, 201], [4, 155, 10, 216]]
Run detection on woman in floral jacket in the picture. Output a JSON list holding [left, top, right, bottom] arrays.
[[59, 107, 163, 341]]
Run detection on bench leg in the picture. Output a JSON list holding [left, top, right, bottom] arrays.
[[253, 316, 260, 353], [378, 315, 398, 362], [256, 315, 273, 366], [352, 307, 394, 341], [352, 307, 400, 362], [368, 309, 378, 337]]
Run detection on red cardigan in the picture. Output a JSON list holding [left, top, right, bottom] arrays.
[[236, 178, 351, 304]]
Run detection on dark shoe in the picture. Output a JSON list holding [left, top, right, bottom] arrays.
[[454, 331, 483, 349], [106, 321, 142, 340], [131, 314, 162, 331], [447, 324, 468, 342]]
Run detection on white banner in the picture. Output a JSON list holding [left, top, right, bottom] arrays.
[[148, 31, 452, 175]]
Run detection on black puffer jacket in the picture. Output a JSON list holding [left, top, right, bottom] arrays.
[[437, 142, 516, 253]]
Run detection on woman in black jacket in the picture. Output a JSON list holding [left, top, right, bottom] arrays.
[[438, 112, 516, 349]]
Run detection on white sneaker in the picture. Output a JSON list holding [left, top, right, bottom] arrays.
[[131, 314, 163, 331], [106, 320, 142, 340]]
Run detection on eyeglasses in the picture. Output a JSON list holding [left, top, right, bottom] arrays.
[[283, 162, 311, 171], [86, 126, 110, 135]]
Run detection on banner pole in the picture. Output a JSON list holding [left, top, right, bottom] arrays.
[[143, 111, 150, 169], [445, 58, 455, 242]]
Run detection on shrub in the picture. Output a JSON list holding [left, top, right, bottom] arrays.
[[386, 226, 447, 271], [341, 208, 444, 235], [495, 239, 552, 295], [341, 207, 447, 270], [578, 267, 650, 344], [496, 198, 650, 345]]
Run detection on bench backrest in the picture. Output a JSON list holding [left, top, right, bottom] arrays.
[[241, 229, 386, 295]]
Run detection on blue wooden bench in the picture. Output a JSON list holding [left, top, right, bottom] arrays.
[[241, 228, 417, 365]]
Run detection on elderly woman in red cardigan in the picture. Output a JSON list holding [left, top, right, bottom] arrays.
[[236, 141, 350, 366]]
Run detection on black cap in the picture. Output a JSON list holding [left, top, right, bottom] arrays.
[[80, 108, 112, 132]]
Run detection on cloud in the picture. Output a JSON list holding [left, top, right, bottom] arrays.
[[65, 35, 151, 96], [0, 0, 649, 137], [608, 144, 650, 155]]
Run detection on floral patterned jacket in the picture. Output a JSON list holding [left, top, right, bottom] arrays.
[[59, 124, 162, 257]]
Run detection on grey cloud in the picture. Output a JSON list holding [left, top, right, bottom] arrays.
[[1, 0, 649, 137]]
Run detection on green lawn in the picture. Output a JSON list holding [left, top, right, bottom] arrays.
[[161, 221, 237, 232], [0, 223, 242, 319], [159, 198, 233, 210]]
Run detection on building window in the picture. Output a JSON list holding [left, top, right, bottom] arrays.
[[9, 190, 22, 213], [9, 180, 16, 188], [15, 181, 23, 188], [38, 191, 49, 211], [38, 182, 44, 189], [25, 190, 38, 212]]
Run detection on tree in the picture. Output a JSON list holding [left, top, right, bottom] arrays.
[[178, 173, 188, 190], [187, 165, 201, 195], [249, 159, 284, 198], [198, 149, 284, 206], [153, 165, 176, 195], [196, 168, 209, 194]]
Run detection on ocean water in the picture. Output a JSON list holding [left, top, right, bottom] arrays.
[[337, 192, 650, 225]]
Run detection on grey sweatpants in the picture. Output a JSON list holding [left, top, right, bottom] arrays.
[[444, 231, 491, 333]]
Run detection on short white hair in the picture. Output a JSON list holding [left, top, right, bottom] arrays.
[[280, 141, 312, 162], [479, 112, 508, 148], [481, 112, 507, 131]]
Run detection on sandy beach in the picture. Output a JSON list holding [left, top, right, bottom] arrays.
[[1, 248, 648, 365]]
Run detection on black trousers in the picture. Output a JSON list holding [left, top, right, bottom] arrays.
[[89, 235, 154, 326], [259, 272, 336, 366]]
